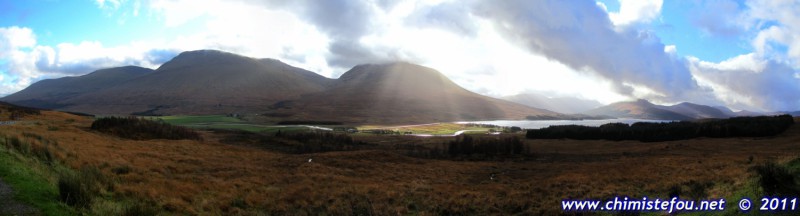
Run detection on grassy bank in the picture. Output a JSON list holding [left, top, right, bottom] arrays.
[[0, 137, 75, 215], [0, 131, 161, 215]]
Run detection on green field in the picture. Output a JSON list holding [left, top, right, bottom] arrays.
[[183, 124, 310, 133], [152, 115, 312, 133], [152, 115, 243, 125], [150, 115, 508, 135]]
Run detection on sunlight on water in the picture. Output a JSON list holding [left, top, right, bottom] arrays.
[[456, 119, 673, 129]]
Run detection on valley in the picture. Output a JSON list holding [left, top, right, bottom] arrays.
[[0, 103, 798, 215]]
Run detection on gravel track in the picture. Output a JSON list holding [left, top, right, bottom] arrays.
[[0, 179, 39, 216]]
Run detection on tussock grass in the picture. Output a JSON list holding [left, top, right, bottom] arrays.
[[3, 110, 800, 214]]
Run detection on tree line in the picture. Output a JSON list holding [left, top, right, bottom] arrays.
[[0, 101, 41, 120], [91, 116, 202, 140], [276, 131, 369, 153], [526, 115, 794, 142], [447, 135, 526, 156], [403, 135, 530, 160]]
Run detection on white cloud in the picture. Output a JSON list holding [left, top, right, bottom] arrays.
[[745, 0, 800, 67], [0, 26, 36, 51], [697, 53, 766, 72], [608, 0, 663, 27], [95, 0, 126, 10], [0, 26, 183, 95], [664, 45, 677, 55], [146, 0, 333, 76], [473, 0, 710, 105], [148, 0, 216, 27], [0, 26, 39, 95]]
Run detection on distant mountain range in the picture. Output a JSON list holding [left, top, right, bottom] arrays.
[[3, 49, 791, 123], [502, 93, 602, 114], [2, 50, 556, 123], [584, 99, 775, 120]]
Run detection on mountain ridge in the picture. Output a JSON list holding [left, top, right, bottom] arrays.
[[272, 62, 558, 123], [584, 99, 752, 120], [502, 93, 602, 114], [2, 66, 154, 109], [2, 50, 559, 123], [4, 50, 332, 115]]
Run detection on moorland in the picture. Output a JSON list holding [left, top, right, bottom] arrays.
[[1, 102, 799, 215]]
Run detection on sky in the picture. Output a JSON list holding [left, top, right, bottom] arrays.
[[0, 0, 799, 112]]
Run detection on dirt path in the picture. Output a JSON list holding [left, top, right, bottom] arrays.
[[0, 179, 39, 215]]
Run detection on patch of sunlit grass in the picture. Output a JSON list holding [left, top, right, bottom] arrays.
[[358, 123, 494, 135]]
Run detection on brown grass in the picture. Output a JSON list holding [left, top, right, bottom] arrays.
[[2, 111, 800, 215]]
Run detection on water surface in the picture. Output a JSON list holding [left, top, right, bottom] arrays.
[[457, 119, 672, 129]]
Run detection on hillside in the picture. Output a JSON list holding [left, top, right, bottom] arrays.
[[585, 99, 693, 120], [272, 62, 558, 123], [662, 102, 730, 119], [2, 66, 154, 109], [2, 50, 557, 123], [502, 93, 602, 114], [3, 50, 332, 115]]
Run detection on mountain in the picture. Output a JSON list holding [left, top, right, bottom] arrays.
[[502, 93, 602, 114], [713, 106, 737, 116], [713, 105, 770, 117], [735, 110, 765, 117], [2, 50, 559, 123], [271, 62, 558, 123], [662, 102, 730, 119], [3, 50, 332, 115], [585, 99, 693, 120], [585, 99, 753, 120], [2, 66, 154, 109]]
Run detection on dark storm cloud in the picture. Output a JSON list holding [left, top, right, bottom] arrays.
[[405, 1, 478, 37], [277, 0, 385, 69], [693, 59, 800, 111], [255, 0, 452, 70]]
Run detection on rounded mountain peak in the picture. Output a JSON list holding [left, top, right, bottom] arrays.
[[633, 99, 654, 106], [174, 49, 237, 58], [338, 62, 448, 82], [166, 49, 248, 64]]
